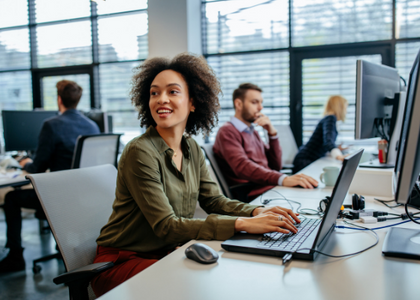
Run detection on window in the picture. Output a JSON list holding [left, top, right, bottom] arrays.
[[98, 12, 148, 62], [292, 0, 393, 47], [396, 0, 420, 39], [0, 28, 30, 70], [207, 51, 289, 141], [0, 0, 148, 144], [36, 21, 93, 68], [0, 0, 28, 28], [203, 0, 420, 146], [0, 71, 32, 110], [99, 61, 143, 143], [204, 0, 289, 54], [34, 0, 91, 23], [395, 42, 420, 82]]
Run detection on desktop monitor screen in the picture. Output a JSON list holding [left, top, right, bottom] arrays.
[[355, 60, 401, 140], [2, 110, 58, 152], [393, 48, 420, 206]]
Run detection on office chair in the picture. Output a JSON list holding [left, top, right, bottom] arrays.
[[71, 133, 122, 169], [26, 164, 117, 300], [201, 143, 254, 202], [32, 133, 122, 273]]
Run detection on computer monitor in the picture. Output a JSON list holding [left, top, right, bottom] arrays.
[[382, 47, 420, 260], [2, 110, 59, 153], [83, 110, 112, 133], [393, 49, 420, 207], [355, 60, 405, 168]]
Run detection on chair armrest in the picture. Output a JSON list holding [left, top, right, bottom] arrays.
[[53, 261, 114, 285]]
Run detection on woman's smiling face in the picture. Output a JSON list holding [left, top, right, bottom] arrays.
[[149, 69, 195, 132]]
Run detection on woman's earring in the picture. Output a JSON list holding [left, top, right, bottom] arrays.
[[191, 108, 195, 112]]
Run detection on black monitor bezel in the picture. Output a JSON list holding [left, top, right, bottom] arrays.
[[393, 49, 420, 205], [2, 110, 59, 152]]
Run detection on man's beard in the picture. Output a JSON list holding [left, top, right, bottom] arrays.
[[241, 110, 257, 123]]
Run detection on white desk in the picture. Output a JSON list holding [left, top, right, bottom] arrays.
[[0, 176, 30, 189], [98, 157, 420, 300]]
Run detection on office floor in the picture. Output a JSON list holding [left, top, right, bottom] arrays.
[[0, 209, 68, 300]]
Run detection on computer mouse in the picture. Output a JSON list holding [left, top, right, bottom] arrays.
[[185, 243, 219, 264], [295, 184, 318, 189]]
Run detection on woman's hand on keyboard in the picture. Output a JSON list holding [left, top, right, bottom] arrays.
[[235, 209, 299, 234], [252, 206, 300, 224]]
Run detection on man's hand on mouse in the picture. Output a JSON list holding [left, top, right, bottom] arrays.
[[283, 173, 318, 189], [234, 206, 300, 234]]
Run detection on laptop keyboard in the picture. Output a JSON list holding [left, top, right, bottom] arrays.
[[256, 218, 321, 251]]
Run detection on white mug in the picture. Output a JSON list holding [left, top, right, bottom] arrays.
[[320, 166, 340, 186]]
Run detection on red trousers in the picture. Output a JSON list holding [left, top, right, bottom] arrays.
[[91, 245, 173, 297]]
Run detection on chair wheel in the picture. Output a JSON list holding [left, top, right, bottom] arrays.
[[33, 265, 42, 274]]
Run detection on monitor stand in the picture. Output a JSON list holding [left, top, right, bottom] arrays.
[[382, 227, 420, 260], [359, 159, 394, 169]]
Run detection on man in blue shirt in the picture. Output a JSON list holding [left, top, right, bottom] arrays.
[[0, 80, 100, 273]]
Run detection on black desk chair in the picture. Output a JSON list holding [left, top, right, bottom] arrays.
[[201, 143, 254, 203], [32, 133, 122, 274], [27, 165, 117, 300]]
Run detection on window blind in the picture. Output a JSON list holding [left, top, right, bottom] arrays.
[[203, 0, 289, 54], [396, 0, 420, 39], [292, 0, 393, 47], [207, 51, 289, 141]]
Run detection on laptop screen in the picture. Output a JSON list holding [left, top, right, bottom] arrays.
[[312, 149, 364, 252]]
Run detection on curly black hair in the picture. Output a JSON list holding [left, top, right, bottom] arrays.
[[130, 53, 221, 137]]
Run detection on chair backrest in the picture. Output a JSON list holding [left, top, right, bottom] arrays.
[[201, 143, 233, 198], [275, 125, 298, 167], [71, 134, 122, 169], [26, 164, 117, 273]]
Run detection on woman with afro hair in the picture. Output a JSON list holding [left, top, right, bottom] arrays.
[[91, 53, 300, 297]]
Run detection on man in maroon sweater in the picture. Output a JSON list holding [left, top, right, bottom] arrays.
[[213, 83, 318, 202]]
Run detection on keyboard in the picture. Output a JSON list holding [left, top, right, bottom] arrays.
[[256, 218, 322, 251]]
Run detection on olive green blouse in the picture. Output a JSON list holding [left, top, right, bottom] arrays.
[[96, 126, 259, 252]]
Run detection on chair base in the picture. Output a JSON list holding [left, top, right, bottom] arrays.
[[38, 219, 51, 234], [33, 252, 62, 274]]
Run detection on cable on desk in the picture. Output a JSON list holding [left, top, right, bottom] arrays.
[[260, 190, 302, 212], [294, 221, 379, 259], [405, 203, 420, 225], [374, 198, 403, 208], [262, 189, 327, 217], [336, 218, 420, 231], [260, 189, 324, 217]]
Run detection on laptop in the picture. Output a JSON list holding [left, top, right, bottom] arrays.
[[222, 149, 364, 261]]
